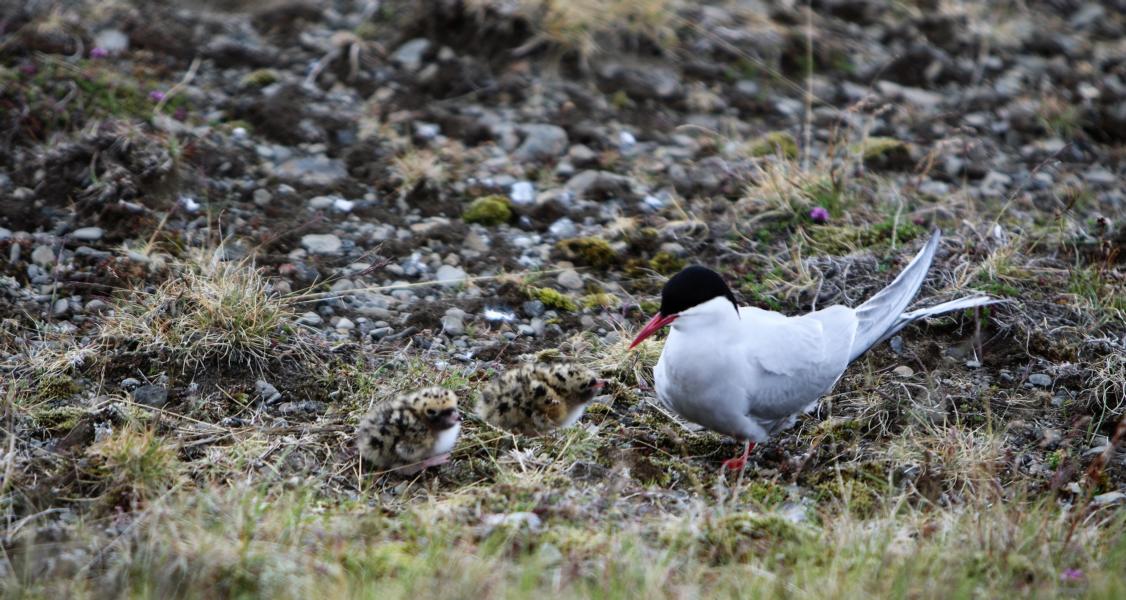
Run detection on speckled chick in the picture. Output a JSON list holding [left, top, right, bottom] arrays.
[[477, 364, 604, 435], [356, 387, 461, 474]]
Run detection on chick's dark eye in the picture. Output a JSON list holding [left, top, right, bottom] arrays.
[[426, 408, 436, 416]]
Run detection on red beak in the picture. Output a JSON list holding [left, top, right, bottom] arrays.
[[628, 313, 678, 349]]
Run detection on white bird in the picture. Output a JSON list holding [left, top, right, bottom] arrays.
[[629, 230, 1000, 472]]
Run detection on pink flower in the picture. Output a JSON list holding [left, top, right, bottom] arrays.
[[19, 62, 37, 76], [90, 47, 109, 58], [149, 90, 166, 102], [809, 206, 830, 223], [1060, 568, 1084, 583]]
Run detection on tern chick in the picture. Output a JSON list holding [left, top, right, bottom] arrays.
[[356, 387, 461, 474], [629, 229, 1002, 474], [477, 364, 604, 435]]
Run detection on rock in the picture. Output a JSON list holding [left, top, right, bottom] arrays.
[[335, 317, 355, 331], [255, 380, 282, 405], [1084, 168, 1116, 187], [557, 269, 584, 290], [435, 265, 468, 287], [297, 312, 324, 326], [893, 365, 915, 377], [276, 400, 327, 416], [597, 60, 682, 100], [0, 228, 11, 242], [31, 245, 55, 267], [564, 170, 636, 200], [1091, 491, 1125, 507], [510, 181, 535, 205], [94, 29, 128, 54], [276, 155, 349, 188], [253, 188, 272, 206], [300, 234, 342, 255], [52, 298, 68, 316], [70, 227, 103, 242], [132, 384, 168, 408], [391, 38, 431, 72], [522, 300, 546, 318], [1028, 373, 1052, 387], [514, 124, 569, 163], [876, 80, 944, 110], [441, 308, 466, 336], [84, 299, 109, 313]]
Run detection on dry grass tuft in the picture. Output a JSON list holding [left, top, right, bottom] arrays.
[[96, 249, 311, 373]]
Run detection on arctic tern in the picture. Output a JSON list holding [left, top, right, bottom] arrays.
[[629, 230, 999, 472]]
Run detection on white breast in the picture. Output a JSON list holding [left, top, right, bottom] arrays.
[[431, 423, 461, 455], [559, 403, 589, 429]]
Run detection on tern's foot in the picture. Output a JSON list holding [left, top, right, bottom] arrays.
[[721, 456, 747, 471]]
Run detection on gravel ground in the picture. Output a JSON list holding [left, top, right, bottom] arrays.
[[1, 0, 1124, 597]]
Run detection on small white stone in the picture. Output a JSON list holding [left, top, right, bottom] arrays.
[[892, 365, 914, 377], [31, 245, 55, 267], [301, 234, 342, 255]]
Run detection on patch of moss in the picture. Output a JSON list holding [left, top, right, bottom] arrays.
[[581, 293, 619, 310], [699, 513, 809, 564], [525, 286, 578, 312], [648, 252, 686, 275], [810, 464, 885, 517], [741, 277, 784, 312], [744, 480, 788, 508], [241, 69, 279, 87], [639, 299, 660, 315], [807, 216, 925, 255], [31, 405, 88, 432], [36, 375, 82, 402], [610, 90, 632, 110], [556, 237, 617, 269], [747, 131, 798, 159], [463, 195, 513, 225], [850, 137, 912, 168]]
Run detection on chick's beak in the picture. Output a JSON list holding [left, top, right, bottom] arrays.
[[628, 312, 678, 350], [438, 410, 461, 429]]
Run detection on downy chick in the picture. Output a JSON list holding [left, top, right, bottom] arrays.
[[356, 387, 461, 474], [477, 364, 604, 435]]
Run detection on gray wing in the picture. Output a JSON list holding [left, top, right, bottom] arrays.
[[741, 305, 858, 421]]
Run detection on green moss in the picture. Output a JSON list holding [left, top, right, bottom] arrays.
[[36, 375, 82, 402], [610, 90, 633, 109], [241, 69, 279, 87], [850, 137, 912, 169], [741, 277, 784, 312], [525, 286, 578, 312], [744, 480, 788, 508], [806, 216, 925, 255], [556, 237, 617, 269], [463, 195, 513, 225], [648, 252, 686, 275], [31, 405, 88, 432], [582, 293, 620, 310], [810, 465, 885, 517], [747, 131, 798, 159]]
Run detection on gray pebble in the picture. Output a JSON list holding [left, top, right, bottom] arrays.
[[301, 234, 342, 255], [70, 227, 104, 242], [31, 245, 55, 267], [133, 384, 169, 408], [1028, 373, 1052, 387]]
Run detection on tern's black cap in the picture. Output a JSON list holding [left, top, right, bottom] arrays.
[[659, 265, 738, 315]]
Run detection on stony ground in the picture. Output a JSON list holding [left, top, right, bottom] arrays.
[[1, 0, 1124, 598]]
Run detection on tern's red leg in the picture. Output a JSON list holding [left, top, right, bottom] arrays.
[[722, 441, 756, 471]]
